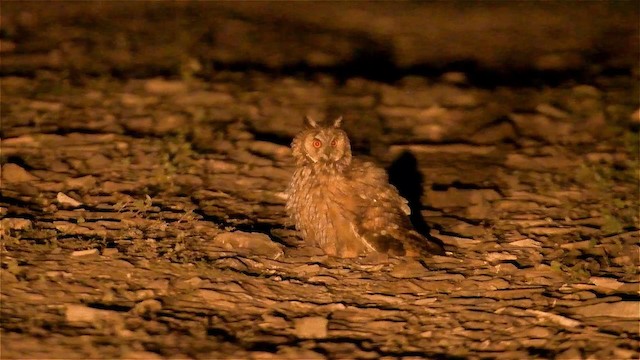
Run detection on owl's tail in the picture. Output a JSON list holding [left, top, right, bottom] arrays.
[[400, 230, 445, 257]]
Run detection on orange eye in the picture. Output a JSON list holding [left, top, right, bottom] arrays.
[[330, 139, 337, 147], [312, 139, 322, 148]]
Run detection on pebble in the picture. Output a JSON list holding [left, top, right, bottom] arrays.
[[56, 192, 82, 207], [525, 309, 580, 328], [414, 298, 438, 306], [132, 299, 162, 317], [71, 249, 99, 257], [440, 72, 467, 84]]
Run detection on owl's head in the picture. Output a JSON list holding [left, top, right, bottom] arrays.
[[291, 116, 352, 168]]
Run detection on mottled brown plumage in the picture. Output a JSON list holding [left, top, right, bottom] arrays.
[[285, 116, 444, 258]]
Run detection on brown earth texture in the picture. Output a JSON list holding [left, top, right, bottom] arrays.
[[0, 2, 639, 359]]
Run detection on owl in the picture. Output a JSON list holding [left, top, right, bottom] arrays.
[[285, 116, 445, 258]]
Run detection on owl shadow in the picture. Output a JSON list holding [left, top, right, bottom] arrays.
[[386, 151, 445, 250]]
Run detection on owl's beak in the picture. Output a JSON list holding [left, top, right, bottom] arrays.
[[320, 147, 333, 161]]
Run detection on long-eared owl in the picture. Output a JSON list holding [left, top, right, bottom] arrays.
[[285, 116, 444, 258]]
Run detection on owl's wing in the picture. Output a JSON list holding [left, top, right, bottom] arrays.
[[347, 160, 444, 256]]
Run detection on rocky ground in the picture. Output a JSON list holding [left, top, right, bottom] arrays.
[[1, 2, 639, 359]]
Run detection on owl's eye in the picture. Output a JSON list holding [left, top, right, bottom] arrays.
[[330, 139, 337, 147], [312, 139, 322, 148]]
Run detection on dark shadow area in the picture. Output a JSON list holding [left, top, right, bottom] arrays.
[[203, 57, 608, 89], [386, 151, 445, 251]]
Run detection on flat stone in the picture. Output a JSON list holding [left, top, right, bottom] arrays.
[[147, 279, 170, 292], [197, 290, 238, 311], [64, 175, 96, 191], [589, 276, 624, 290], [65, 304, 121, 323], [120, 351, 164, 360], [414, 297, 438, 306], [525, 309, 580, 328], [495, 263, 519, 273], [434, 232, 482, 248], [212, 231, 284, 260], [479, 278, 510, 290], [560, 240, 595, 250], [176, 91, 234, 106], [508, 239, 542, 248], [0, 269, 18, 283], [572, 301, 640, 319], [556, 347, 583, 360], [505, 153, 574, 170], [1, 218, 32, 231], [144, 78, 189, 95], [525, 227, 576, 236], [294, 316, 328, 339], [71, 249, 99, 257], [457, 288, 544, 300], [102, 248, 119, 256], [101, 181, 139, 193], [485, 252, 518, 263], [390, 260, 429, 278], [523, 326, 553, 338], [123, 116, 154, 133], [2, 163, 38, 183], [120, 93, 159, 107], [29, 100, 63, 112], [536, 103, 569, 119], [292, 264, 321, 276]]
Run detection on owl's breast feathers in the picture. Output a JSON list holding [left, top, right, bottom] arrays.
[[287, 159, 444, 257]]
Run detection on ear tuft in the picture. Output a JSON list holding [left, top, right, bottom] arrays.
[[332, 116, 343, 128], [304, 116, 318, 128]]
